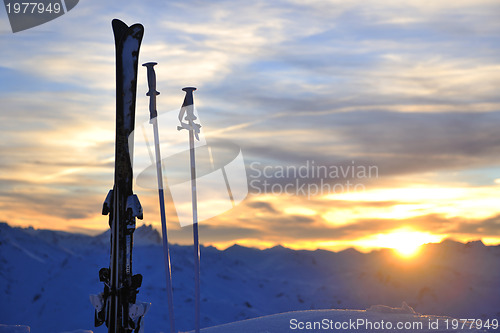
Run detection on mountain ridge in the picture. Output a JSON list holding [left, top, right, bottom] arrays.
[[2, 221, 497, 253]]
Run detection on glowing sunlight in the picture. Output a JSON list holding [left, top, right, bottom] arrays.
[[356, 228, 445, 257]]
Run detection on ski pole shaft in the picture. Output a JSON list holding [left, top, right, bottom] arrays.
[[178, 87, 200, 333], [143, 62, 176, 333], [155, 120, 177, 333], [155, 123, 176, 333], [189, 128, 201, 333]]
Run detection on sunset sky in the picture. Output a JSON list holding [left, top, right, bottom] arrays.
[[1, 0, 500, 253]]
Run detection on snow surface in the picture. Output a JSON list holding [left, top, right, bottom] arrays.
[[180, 306, 487, 333], [0, 222, 499, 333], [0, 325, 30, 333]]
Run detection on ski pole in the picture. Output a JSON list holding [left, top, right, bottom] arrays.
[[143, 62, 176, 333], [177, 87, 201, 333]]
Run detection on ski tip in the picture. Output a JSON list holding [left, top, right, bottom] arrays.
[[112, 19, 145, 47], [112, 18, 128, 29], [129, 24, 145, 42], [111, 19, 145, 32], [111, 19, 128, 45]]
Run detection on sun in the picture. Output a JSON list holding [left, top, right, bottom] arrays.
[[356, 229, 444, 258], [381, 229, 444, 257], [388, 232, 423, 257]]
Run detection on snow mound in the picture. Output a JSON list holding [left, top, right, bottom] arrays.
[[180, 309, 483, 333], [0, 325, 30, 333], [367, 301, 419, 315]]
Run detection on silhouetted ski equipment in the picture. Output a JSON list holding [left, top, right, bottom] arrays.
[[177, 87, 201, 333], [143, 61, 176, 333], [91, 19, 146, 333]]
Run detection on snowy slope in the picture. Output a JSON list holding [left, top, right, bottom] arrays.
[[0, 222, 499, 333]]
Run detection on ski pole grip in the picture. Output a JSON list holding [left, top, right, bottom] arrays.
[[142, 62, 160, 120], [182, 87, 197, 107]]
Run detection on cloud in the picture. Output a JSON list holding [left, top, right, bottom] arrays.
[[1, 0, 500, 250], [188, 188, 500, 250], [246, 201, 278, 214], [447, 214, 500, 236], [239, 110, 500, 194]]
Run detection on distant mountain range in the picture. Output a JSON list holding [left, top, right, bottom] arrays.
[[0, 222, 498, 333]]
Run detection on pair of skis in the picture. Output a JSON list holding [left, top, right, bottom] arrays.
[[91, 19, 202, 333], [91, 19, 147, 333], [143, 63, 202, 333]]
